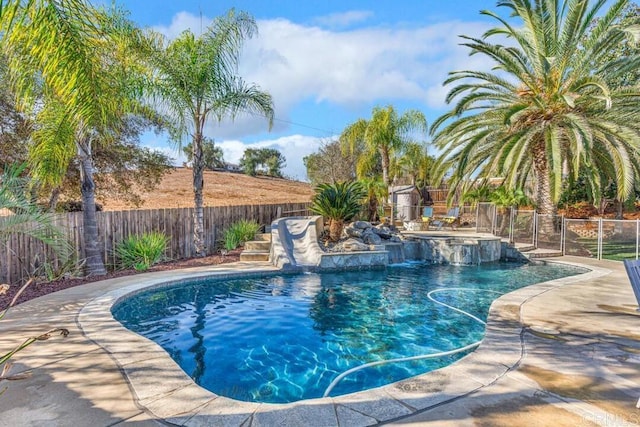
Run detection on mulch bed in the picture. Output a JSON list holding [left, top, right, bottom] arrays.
[[0, 250, 241, 311]]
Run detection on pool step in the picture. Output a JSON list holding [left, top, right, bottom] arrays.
[[240, 233, 272, 262], [239, 251, 270, 262], [253, 233, 272, 242], [524, 250, 563, 259], [244, 240, 271, 251]]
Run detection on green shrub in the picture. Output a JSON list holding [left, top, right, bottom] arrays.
[[115, 232, 169, 271], [222, 219, 260, 251]]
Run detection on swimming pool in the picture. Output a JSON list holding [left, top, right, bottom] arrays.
[[112, 261, 584, 403]]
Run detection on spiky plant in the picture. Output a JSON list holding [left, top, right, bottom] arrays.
[[115, 232, 169, 271], [310, 181, 367, 241]]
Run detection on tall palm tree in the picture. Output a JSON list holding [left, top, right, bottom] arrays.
[[143, 10, 274, 256], [0, 1, 145, 276], [341, 105, 428, 187], [432, 0, 640, 220]]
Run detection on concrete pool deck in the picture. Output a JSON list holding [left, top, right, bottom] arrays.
[[1, 257, 639, 426]]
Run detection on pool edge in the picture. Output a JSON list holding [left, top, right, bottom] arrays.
[[78, 259, 611, 426]]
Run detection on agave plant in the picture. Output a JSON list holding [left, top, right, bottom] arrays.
[[310, 181, 366, 241]]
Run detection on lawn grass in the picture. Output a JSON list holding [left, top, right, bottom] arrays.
[[570, 238, 638, 262]]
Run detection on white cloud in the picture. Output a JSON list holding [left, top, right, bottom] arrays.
[[312, 10, 374, 28], [240, 18, 495, 110], [146, 12, 500, 176], [151, 12, 495, 140]]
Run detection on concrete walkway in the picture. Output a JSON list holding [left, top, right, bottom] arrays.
[[0, 257, 639, 426]]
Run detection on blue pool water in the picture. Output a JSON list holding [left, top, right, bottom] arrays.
[[112, 262, 584, 403]]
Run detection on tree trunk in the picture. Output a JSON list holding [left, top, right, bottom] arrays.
[[329, 219, 344, 242], [78, 140, 106, 276], [497, 207, 510, 237], [532, 141, 557, 238], [48, 187, 61, 212], [381, 147, 395, 228], [380, 148, 390, 187], [368, 195, 378, 222], [615, 198, 624, 220], [192, 122, 206, 256]]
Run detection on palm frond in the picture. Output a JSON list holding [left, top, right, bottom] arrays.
[[432, 0, 639, 212]]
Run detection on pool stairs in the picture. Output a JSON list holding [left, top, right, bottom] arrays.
[[515, 245, 563, 259], [239, 233, 272, 262]]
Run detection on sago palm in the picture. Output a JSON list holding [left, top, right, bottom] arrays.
[[310, 181, 366, 242], [143, 9, 274, 256], [432, 0, 640, 219]]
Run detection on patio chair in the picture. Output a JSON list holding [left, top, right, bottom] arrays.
[[623, 259, 640, 312], [432, 207, 460, 231]]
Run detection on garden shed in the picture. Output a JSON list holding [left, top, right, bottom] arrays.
[[389, 185, 421, 221]]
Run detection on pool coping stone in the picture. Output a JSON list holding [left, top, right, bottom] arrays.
[[77, 259, 610, 427]]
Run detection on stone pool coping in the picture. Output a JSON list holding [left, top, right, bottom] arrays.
[[77, 259, 611, 426]]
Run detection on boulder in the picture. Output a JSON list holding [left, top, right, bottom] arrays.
[[344, 226, 363, 238], [352, 221, 372, 230], [342, 238, 370, 252], [372, 226, 393, 239], [390, 235, 402, 242], [362, 231, 383, 245]]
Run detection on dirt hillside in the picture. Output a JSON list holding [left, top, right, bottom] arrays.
[[98, 168, 314, 211]]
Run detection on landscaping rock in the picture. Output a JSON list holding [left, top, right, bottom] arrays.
[[362, 231, 383, 245], [342, 238, 370, 252], [322, 220, 403, 253], [372, 226, 393, 239], [353, 221, 371, 230], [344, 226, 363, 238]]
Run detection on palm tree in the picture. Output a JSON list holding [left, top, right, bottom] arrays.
[[0, 1, 145, 275], [341, 105, 428, 187], [395, 142, 434, 187], [489, 186, 531, 237], [310, 182, 366, 242], [143, 10, 274, 256], [359, 178, 387, 222], [432, 0, 640, 222]]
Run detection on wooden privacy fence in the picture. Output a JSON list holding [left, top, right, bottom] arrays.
[[1, 202, 311, 286]]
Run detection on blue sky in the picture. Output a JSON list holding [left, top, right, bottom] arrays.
[[115, 1, 509, 179]]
